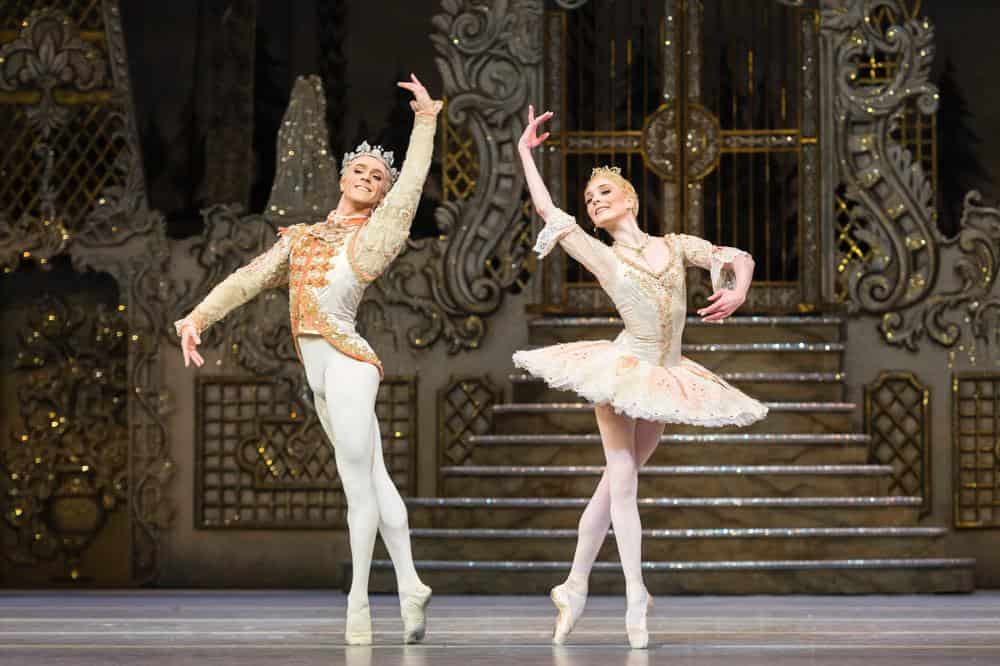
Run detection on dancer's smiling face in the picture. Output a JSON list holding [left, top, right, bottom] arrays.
[[340, 156, 390, 208], [584, 176, 638, 229]]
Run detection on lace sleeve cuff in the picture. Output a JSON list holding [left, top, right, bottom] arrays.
[[174, 315, 204, 338], [709, 246, 752, 292], [533, 208, 579, 259]]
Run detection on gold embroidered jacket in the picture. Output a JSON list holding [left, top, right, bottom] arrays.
[[174, 111, 439, 375]]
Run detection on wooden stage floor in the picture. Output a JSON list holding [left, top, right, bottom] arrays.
[[0, 591, 998, 665]]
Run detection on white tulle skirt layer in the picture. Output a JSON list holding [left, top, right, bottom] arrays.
[[512, 340, 769, 427]]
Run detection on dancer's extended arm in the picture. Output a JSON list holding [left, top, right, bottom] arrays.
[[518, 106, 616, 286], [175, 225, 301, 367], [349, 74, 442, 283]]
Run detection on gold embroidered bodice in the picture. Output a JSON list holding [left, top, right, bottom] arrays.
[[174, 112, 438, 375], [535, 207, 750, 368]]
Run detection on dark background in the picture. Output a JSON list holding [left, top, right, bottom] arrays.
[[120, 1, 1000, 236]]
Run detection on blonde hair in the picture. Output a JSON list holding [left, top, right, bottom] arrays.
[[587, 165, 639, 217]]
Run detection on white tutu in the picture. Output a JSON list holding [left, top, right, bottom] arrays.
[[513, 338, 769, 427]]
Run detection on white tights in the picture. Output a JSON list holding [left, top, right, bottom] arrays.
[[298, 336, 423, 607], [566, 405, 665, 600]]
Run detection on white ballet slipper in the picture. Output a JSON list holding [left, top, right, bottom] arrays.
[[400, 584, 432, 643], [551, 582, 588, 644], [625, 589, 653, 650], [345, 601, 373, 645]]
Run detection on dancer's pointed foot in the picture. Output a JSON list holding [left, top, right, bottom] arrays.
[[551, 581, 588, 645], [345, 600, 373, 645], [400, 583, 432, 644], [625, 588, 653, 650]]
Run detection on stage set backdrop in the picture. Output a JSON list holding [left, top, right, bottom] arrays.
[[2, 0, 1000, 593]]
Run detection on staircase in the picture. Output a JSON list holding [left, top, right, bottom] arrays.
[[367, 315, 974, 594]]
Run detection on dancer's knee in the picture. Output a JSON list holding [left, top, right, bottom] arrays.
[[606, 456, 639, 503]]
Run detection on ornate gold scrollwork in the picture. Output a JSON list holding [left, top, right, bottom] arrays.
[[825, 1, 1000, 357], [364, 0, 542, 353], [0, 9, 107, 136], [642, 102, 721, 183], [1, 3, 175, 583], [2, 295, 128, 579]]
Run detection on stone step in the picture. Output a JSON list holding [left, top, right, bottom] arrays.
[[466, 432, 872, 466], [390, 526, 947, 562], [510, 371, 847, 403], [364, 557, 975, 595], [440, 464, 893, 498], [404, 496, 922, 529], [528, 315, 845, 346], [492, 401, 858, 435]]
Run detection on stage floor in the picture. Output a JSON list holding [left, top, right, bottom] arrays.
[[0, 591, 998, 665]]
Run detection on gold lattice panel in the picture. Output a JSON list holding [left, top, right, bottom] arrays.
[[865, 372, 930, 515], [440, 101, 478, 201], [376, 377, 417, 496], [833, 186, 876, 303], [0, 103, 127, 236], [2, 0, 105, 32], [954, 374, 1000, 528], [438, 376, 501, 478], [197, 375, 417, 529], [1, 6, 124, 253], [891, 100, 937, 196]]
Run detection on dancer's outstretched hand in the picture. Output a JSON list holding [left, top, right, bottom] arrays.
[[698, 289, 745, 323], [398, 73, 441, 115], [519, 105, 553, 151], [180, 323, 205, 368]]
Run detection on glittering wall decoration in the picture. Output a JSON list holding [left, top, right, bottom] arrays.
[[953, 373, 1000, 529], [1, 287, 129, 581], [196, 375, 416, 529], [438, 375, 501, 486], [0, 2, 176, 584], [865, 371, 931, 516]]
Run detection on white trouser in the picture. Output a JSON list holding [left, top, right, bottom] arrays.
[[298, 335, 421, 605]]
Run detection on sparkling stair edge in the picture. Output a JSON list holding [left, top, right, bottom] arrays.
[[373, 558, 974, 572], [468, 433, 871, 445], [441, 464, 894, 477], [408, 526, 948, 539], [406, 496, 922, 508], [492, 401, 857, 413]]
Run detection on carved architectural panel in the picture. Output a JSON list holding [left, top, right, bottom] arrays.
[[196, 375, 417, 529], [865, 371, 930, 516], [438, 375, 501, 485], [953, 374, 1000, 529], [365, 0, 542, 352], [0, 3, 174, 584], [824, 2, 1000, 357], [1, 289, 128, 581]]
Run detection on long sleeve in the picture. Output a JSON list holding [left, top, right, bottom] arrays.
[[349, 110, 440, 283], [174, 227, 297, 336], [533, 207, 617, 287], [675, 233, 752, 292]]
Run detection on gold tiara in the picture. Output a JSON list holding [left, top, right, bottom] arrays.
[[590, 165, 622, 179]]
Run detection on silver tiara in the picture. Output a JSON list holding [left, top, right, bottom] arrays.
[[341, 141, 399, 184]]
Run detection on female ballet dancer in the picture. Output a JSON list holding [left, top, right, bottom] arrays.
[[513, 106, 768, 649], [175, 74, 441, 646]]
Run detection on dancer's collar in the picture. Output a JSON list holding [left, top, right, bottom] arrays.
[[327, 211, 370, 227]]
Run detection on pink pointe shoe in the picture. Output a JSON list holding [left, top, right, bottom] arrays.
[[551, 582, 588, 644]]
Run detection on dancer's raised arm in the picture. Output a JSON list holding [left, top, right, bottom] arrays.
[[518, 106, 616, 286], [349, 74, 442, 283]]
